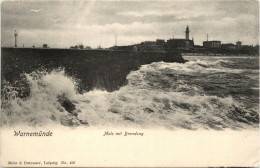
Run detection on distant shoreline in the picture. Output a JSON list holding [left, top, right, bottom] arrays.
[[2, 47, 259, 56], [182, 53, 259, 57]]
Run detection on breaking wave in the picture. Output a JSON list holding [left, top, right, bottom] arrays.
[[1, 57, 259, 130]]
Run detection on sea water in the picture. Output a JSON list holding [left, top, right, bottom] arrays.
[[1, 55, 259, 130]]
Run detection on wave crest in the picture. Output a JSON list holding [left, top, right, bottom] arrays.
[[1, 60, 258, 129]]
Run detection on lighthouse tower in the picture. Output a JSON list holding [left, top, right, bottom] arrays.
[[185, 25, 189, 40], [14, 30, 18, 47]]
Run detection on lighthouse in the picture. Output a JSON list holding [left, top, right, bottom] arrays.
[[14, 30, 18, 47], [185, 25, 189, 40]]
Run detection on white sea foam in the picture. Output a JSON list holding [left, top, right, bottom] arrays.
[[150, 59, 244, 74], [1, 59, 258, 129]]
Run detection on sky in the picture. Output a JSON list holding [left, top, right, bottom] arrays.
[[1, 0, 259, 48]]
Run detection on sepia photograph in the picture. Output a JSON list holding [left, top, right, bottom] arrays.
[[1, 0, 259, 167]]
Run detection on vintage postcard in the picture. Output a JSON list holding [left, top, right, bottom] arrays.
[[1, 0, 259, 167]]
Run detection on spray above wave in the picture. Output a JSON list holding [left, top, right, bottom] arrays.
[[1, 58, 259, 129]]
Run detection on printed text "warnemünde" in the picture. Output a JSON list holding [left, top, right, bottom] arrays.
[[14, 130, 53, 136]]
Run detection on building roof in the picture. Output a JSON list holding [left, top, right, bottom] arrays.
[[203, 40, 221, 43], [168, 39, 193, 41]]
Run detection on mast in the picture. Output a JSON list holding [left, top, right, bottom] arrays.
[[115, 34, 117, 46], [14, 30, 18, 47]]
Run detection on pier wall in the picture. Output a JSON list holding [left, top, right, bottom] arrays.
[[1, 48, 184, 93]]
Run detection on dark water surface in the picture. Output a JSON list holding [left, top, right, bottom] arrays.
[[184, 56, 259, 110]]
